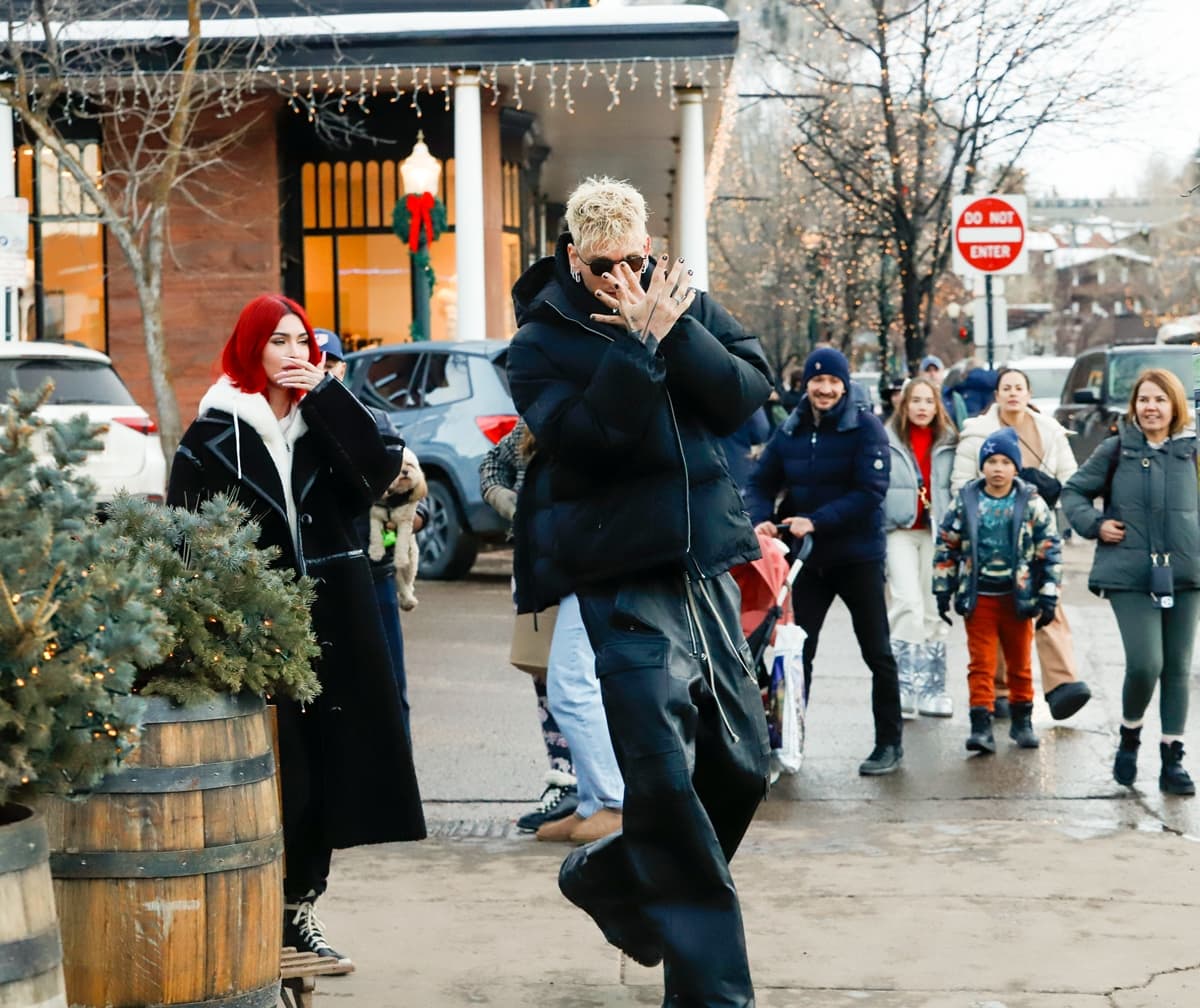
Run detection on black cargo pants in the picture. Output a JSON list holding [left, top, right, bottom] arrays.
[[575, 568, 770, 1008]]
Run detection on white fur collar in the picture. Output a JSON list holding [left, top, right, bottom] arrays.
[[198, 376, 306, 548], [198, 376, 308, 454]]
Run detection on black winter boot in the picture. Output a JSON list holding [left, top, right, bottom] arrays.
[[1113, 725, 1141, 786], [1008, 702, 1039, 749], [1159, 741, 1196, 796], [966, 706, 996, 754]]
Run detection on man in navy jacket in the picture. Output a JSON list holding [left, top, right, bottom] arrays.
[[747, 346, 904, 775]]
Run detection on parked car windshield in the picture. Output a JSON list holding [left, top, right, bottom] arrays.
[[1107, 352, 1193, 403], [0, 358, 137, 406]]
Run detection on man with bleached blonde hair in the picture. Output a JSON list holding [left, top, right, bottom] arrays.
[[508, 175, 772, 1007]]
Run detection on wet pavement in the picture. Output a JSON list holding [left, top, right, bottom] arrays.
[[311, 538, 1200, 1006]]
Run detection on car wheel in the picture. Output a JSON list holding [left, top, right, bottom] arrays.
[[417, 478, 478, 580]]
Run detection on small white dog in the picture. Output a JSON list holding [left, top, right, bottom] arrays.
[[368, 447, 428, 610]]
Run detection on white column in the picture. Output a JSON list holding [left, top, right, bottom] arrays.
[[674, 88, 708, 291], [454, 70, 486, 340]]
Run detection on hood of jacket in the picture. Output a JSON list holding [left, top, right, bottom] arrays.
[[513, 232, 634, 332]]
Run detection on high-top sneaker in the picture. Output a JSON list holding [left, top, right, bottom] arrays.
[[1113, 725, 1141, 786], [1008, 701, 1039, 749], [283, 891, 354, 974], [966, 706, 996, 754], [1159, 741, 1196, 796], [917, 641, 953, 717], [516, 770, 578, 833]]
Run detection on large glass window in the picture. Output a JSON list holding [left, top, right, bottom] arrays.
[[16, 142, 107, 349], [300, 156, 456, 349]]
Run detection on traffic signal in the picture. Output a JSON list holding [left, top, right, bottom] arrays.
[[956, 319, 974, 344]]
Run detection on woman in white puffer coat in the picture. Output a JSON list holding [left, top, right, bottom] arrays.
[[884, 377, 958, 717], [950, 366, 1093, 722]]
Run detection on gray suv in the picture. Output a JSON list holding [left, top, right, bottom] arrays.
[[1054, 344, 1197, 464], [344, 340, 517, 579]]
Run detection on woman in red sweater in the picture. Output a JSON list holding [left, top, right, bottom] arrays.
[[883, 378, 958, 716]]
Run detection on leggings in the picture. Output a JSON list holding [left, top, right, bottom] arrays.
[[1108, 589, 1200, 736]]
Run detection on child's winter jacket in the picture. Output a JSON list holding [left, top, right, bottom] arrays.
[[933, 476, 1062, 617]]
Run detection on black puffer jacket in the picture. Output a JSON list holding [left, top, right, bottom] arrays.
[[508, 234, 771, 605]]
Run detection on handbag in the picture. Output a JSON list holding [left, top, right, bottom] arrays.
[[509, 605, 558, 675], [1019, 466, 1062, 510]]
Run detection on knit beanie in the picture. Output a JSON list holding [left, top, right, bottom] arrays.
[[801, 347, 851, 387], [978, 426, 1021, 470]]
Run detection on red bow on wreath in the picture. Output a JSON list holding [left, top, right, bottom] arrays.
[[405, 192, 436, 253]]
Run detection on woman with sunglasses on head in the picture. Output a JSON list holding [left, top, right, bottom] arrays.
[[167, 295, 425, 974], [508, 176, 772, 1007]]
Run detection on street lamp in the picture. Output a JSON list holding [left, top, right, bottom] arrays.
[[400, 131, 442, 342]]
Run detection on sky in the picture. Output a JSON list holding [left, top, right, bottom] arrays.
[[1021, 1, 1200, 199]]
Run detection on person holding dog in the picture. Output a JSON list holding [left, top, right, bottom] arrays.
[[508, 176, 772, 1007], [317, 328, 426, 740], [168, 300, 425, 974]]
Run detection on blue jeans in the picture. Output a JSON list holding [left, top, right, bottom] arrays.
[[547, 593, 624, 819], [374, 572, 411, 741]]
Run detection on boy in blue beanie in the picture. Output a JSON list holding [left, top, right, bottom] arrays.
[[933, 426, 1062, 753]]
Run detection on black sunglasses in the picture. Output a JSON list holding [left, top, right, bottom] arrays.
[[579, 252, 648, 277]]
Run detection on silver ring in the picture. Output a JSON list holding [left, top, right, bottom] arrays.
[[673, 294, 686, 304]]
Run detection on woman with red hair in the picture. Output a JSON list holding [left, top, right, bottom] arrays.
[[167, 295, 425, 973]]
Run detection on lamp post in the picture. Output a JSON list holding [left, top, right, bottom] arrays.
[[400, 131, 442, 342]]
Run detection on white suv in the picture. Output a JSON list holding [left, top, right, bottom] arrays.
[[0, 341, 166, 502]]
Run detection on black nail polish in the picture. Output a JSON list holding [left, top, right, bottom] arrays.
[[677, 257, 684, 263], [687, 269, 693, 276]]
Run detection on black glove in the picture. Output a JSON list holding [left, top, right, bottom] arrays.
[[936, 594, 953, 626], [1034, 600, 1057, 630]]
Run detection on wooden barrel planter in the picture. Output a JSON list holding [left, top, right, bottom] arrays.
[[0, 804, 66, 1008], [38, 693, 283, 1008]]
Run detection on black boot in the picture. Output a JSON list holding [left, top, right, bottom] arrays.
[[1159, 741, 1196, 796], [966, 706, 996, 754], [1008, 701, 1039, 749], [1113, 725, 1141, 786]]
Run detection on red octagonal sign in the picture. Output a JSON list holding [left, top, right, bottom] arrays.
[[954, 195, 1026, 274]]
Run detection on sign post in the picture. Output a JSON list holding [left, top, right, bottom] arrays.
[[951, 194, 1028, 369]]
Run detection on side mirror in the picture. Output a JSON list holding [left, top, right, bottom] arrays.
[[1072, 388, 1101, 405]]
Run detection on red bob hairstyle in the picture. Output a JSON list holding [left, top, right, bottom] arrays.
[[220, 294, 320, 396]]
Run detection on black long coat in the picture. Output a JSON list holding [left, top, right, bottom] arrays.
[[167, 375, 425, 849]]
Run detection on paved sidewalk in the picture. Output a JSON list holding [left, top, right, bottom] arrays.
[[312, 542, 1200, 1006]]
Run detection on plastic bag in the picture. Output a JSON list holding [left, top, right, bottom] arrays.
[[765, 622, 808, 778]]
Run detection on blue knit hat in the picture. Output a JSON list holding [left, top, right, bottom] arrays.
[[979, 426, 1021, 470], [801, 346, 851, 387]]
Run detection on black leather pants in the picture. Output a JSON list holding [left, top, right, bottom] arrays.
[[575, 569, 770, 1008]]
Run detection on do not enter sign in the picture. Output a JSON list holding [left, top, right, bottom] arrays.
[[951, 194, 1028, 276]]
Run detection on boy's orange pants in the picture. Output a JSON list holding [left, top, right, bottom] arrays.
[[965, 594, 1034, 709]]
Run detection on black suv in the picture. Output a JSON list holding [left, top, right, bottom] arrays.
[[1054, 344, 1199, 464]]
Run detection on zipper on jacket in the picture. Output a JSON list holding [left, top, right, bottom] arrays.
[[665, 389, 693, 559], [547, 301, 616, 343], [683, 574, 739, 743]]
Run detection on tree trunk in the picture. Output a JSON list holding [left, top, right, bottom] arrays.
[[137, 279, 183, 463]]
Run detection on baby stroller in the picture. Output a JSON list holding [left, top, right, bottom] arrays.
[[732, 533, 811, 780]]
